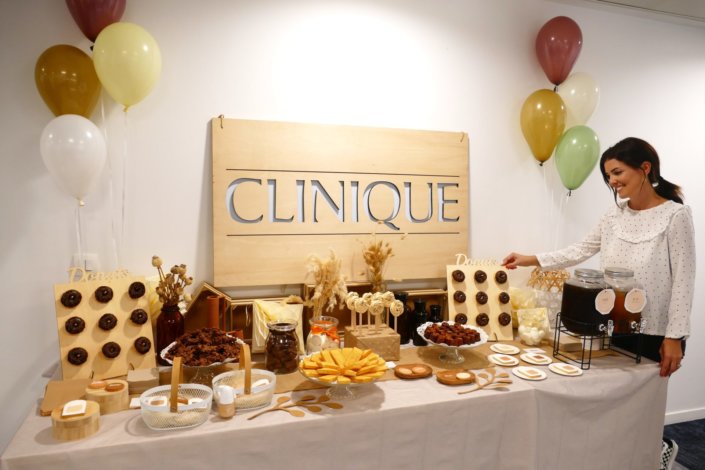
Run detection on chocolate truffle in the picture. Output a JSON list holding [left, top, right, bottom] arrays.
[[134, 336, 152, 354], [60, 289, 82, 308], [451, 270, 465, 282], [475, 291, 488, 305], [475, 313, 489, 326], [95, 286, 113, 303], [453, 291, 466, 303], [102, 342, 121, 359], [64, 316, 85, 334], [474, 270, 487, 283], [67, 347, 88, 365], [128, 281, 146, 299], [498, 312, 512, 326], [98, 313, 118, 331], [495, 270, 508, 284], [130, 308, 149, 325]]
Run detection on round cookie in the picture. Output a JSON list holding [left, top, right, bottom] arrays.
[[474, 270, 487, 283], [453, 291, 466, 303], [454, 313, 468, 325], [98, 313, 118, 331], [128, 281, 146, 299], [95, 286, 113, 303], [495, 270, 508, 284], [498, 292, 511, 304], [130, 308, 149, 325], [475, 313, 489, 326], [64, 316, 86, 335], [498, 312, 512, 326], [60, 289, 82, 308], [475, 291, 488, 305], [451, 270, 465, 283], [134, 336, 152, 354], [67, 347, 88, 365], [102, 342, 121, 359]]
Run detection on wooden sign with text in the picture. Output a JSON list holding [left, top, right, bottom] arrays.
[[212, 118, 468, 287]]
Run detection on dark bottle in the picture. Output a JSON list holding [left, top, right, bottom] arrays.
[[391, 292, 411, 344], [428, 304, 442, 323], [156, 303, 184, 366], [412, 299, 428, 346]]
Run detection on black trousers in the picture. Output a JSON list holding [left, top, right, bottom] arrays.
[[611, 334, 686, 362]]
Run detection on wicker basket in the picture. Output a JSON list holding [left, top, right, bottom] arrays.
[[140, 357, 213, 431], [212, 343, 275, 411]]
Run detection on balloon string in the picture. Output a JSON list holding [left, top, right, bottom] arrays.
[[100, 94, 122, 269], [121, 110, 129, 268], [75, 201, 84, 269]]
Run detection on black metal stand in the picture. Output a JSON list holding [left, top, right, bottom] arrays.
[[552, 312, 642, 370]]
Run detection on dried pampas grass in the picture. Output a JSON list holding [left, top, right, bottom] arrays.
[[305, 249, 348, 318], [362, 237, 394, 293]]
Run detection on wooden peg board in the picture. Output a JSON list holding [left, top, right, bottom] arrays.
[[54, 275, 156, 380], [446, 261, 512, 341]]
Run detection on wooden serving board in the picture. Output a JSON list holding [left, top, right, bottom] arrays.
[[394, 363, 432, 379], [436, 369, 476, 386]]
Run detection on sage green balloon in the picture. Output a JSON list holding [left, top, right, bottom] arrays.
[[554, 125, 600, 191]]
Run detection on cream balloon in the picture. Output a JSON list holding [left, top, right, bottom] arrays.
[[40, 114, 107, 201], [93, 22, 161, 110], [557, 72, 600, 128]]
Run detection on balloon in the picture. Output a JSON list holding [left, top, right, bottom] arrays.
[[66, 0, 126, 43], [535, 16, 583, 86], [34, 45, 101, 119], [40, 115, 107, 201], [93, 22, 162, 110], [555, 125, 600, 191], [557, 72, 600, 128], [520, 89, 566, 164]]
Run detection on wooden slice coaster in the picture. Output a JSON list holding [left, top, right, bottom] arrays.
[[436, 369, 476, 386], [394, 363, 432, 380]]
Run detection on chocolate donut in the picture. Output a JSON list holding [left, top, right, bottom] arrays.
[[60, 289, 82, 308], [130, 308, 148, 325], [453, 291, 466, 303], [64, 316, 85, 334], [474, 270, 487, 283], [498, 312, 512, 326], [95, 286, 113, 303], [498, 292, 511, 304], [476, 313, 489, 326], [451, 270, 465, 282], [495, 270, 508, 284], [102, 341, 121, 359], [134, 336, 152, 354], [67, 347, 88, 365], [454, 313, 468, 325], [475, 291, 488, 305], [128, 281, 146, 299], [98, 313, 118, 331]]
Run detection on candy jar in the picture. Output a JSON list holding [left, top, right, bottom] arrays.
[[265, 321, 299, 374], [305, 316, 340, 355]]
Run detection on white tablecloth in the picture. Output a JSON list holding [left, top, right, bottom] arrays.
[[0, 353, 666, 470]]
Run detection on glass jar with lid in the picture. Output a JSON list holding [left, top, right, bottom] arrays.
[[265, 321, 299, 374], [305, 316, 340, 355], [604, 267, 645, 334], [560, 268, 614, 336]]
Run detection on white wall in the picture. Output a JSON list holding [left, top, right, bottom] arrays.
[[1, 0, 704, 452]]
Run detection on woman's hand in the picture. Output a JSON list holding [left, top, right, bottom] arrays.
[[659, 338, 684, 377], [502, 253, 539, 269]]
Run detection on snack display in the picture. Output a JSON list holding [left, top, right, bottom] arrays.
[[162, 327, 241, 367], [300, 347, 387, 385], [420, 322, 485, 347]]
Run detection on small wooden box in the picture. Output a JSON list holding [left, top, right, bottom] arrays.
[[344, 326, 400, 361]]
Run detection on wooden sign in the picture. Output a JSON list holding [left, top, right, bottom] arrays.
[[212, 118, 468, 287]]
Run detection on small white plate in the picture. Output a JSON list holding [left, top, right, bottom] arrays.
[[522, 347, 546, 355], [520, 353, 553, 366], [512, 366, 547, 381], [490, 343, 521, 355], [487, 353, 520, 366], [548, 363, 583, 376]]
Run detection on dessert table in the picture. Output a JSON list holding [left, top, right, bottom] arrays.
[[0, 346, 667, 470]]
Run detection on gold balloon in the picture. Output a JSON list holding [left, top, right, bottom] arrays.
[[520, 89, 566, 164], [35, 45, 101, 118]]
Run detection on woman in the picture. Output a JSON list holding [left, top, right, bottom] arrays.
[[503, 137, 695, 469]]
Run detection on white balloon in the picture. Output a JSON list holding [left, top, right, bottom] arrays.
[[557, 72, 600, 128], [40, 114, 107, 201]]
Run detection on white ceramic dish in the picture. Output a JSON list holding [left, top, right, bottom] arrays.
[[520, 353, 553, 366], [548, 363, 583, 376], [487, 353, 520, 367], [490, 343, 521, 355], [511, 366, 547, 381]]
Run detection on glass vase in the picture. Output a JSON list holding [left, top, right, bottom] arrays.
[[156, 303, 184, 366], [305, 316, 340, 355]]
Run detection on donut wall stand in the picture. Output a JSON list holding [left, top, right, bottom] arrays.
[[54, 274, 156, 380], [446, 260, 513, 341]]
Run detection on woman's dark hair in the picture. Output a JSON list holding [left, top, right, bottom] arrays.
[[599, 137, 683, 204]]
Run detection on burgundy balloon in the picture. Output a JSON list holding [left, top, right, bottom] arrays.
[[535, 16, 583, 86], [66, 0, 126, 43]]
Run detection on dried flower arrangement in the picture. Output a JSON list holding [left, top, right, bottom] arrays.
[[151, 255, 193, 307], [361, 236, 394, 293], [304, 249, 348, 318]]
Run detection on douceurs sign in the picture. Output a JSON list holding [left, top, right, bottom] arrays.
[[212, 118, 468, 287]]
